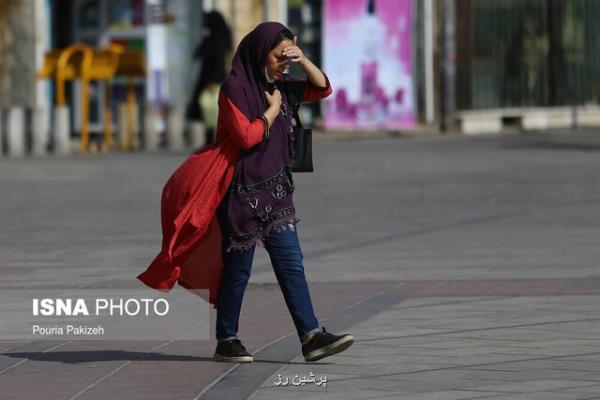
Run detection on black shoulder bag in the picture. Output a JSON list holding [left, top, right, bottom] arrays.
[[291, 107, 314, 173], [284, 83, 314, 173]]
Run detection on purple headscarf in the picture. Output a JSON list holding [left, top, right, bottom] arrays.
[[218, 22, 301, 250], [222, 22, 286, 118]]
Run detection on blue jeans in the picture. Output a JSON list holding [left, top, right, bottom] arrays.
[[215, 219, 320, 342]]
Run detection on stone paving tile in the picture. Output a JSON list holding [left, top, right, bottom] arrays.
[[0, 342, 28, 353], [0, 340, 164, 400], [250, 386, 398, 400], [459, 369, 600, 386], [457, 364, 600, 383], [466, 380, 600, 394], [556, 383, 600, 395], [249, 295, 600, 400], [391, 391, 507, 400], [0, 284, 282, 399], [473, 392, 598, 400]]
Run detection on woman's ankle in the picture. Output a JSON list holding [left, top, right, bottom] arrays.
[[301, 330, 318, 344]]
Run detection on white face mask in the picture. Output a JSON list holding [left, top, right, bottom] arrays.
[[265, 66, 275, 83]]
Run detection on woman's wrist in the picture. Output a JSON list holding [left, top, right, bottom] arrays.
[[263, 105, 278, 124], [259, 114, 270, 139], [260, 104, 280, 140]]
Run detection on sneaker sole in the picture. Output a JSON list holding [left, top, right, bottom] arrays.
[[304, 335, 354, 362], [213, 353, 254, 363]]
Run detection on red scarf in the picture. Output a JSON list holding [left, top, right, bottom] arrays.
[[137, 139, 240, 308]]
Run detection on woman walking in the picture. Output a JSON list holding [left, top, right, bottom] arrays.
[[137, 22, 353, 363]]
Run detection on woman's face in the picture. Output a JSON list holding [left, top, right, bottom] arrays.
[[265, 38, 293, 81]]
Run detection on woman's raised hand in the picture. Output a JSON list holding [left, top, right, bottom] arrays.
[[283, 36, 305, 64], [285, 35, 327, 88], [264, 89, 282, 109]]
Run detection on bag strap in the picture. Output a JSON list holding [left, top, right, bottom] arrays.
[[291, 103, 303, 130], [280, 78, 304, 130]]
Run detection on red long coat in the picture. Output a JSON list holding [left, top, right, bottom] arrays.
[[137, 82, 332, 308]]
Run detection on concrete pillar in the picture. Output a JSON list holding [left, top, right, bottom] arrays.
[[424, 0, 435, 125], [142, 103, 160, 151], [117, 102, 141, 151], [166, 106, 185, 151], [442, 0, 456, 130], [188, 121, 206, 149], [118, 102, 128, 150], [7, 107, 26, 157], [0, 109, 4, 158], [131, 103, 140, 150], [53, 106, 71, 155], [32, 107, 48, 155]]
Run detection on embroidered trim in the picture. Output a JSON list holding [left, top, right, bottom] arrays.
[[233, 166, 292, 194], [229, 206, 296, 242], [225, 212, 300, 252]]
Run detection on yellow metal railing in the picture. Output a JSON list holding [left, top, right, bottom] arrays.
[[38, 43, 146, 153]]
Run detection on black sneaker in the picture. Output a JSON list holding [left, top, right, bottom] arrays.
[[302, 327, 354, 362], [213, 338, 254, 363]]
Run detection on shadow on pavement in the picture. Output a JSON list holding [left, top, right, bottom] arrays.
[[253, 358, 331, 366], [2, 351, 323, 365], [3, 350, 208, 363]]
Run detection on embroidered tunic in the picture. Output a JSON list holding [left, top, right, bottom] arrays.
[[216, 77, 332, 251]]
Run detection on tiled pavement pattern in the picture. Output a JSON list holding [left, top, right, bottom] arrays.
[[0, 281, 391, 400], [249, 291, 600, 400], [2, 131, 600, 399]]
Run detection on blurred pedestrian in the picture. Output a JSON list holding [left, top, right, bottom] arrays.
[[186, 11, 232, 144], [137, 22, 353, 364]]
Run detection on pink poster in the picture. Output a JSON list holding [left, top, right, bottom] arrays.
[[323, 0, 414, 129]]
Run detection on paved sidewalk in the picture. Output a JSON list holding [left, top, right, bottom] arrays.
[[249, 290, 600, 400], [1, 130, 600, 399]]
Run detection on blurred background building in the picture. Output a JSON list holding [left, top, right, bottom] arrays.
[[431, 0, 600, 133], [1, 0, 600, 156]]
